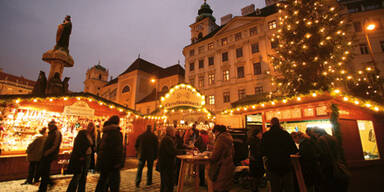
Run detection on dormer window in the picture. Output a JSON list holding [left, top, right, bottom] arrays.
[[122, 86, 130, 93]]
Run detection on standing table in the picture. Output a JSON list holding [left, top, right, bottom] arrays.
[[177, 154, 213, 192]]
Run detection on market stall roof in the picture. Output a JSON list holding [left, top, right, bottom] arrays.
[[0, 92, 142, 116], [222, 90, 384, 115]]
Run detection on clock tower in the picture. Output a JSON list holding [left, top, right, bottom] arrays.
[[190, 0, 218, 43]]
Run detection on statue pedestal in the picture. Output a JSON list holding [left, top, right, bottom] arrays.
[[42, 49, 74, 80]]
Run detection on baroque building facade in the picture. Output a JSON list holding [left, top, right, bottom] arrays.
[[0, 69, 35, 95], [84, 58, 184, 114], [183, 0, 384, 113]]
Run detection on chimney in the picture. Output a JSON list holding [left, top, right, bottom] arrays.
[[221, 14, 233, 26], [241, 4, 255, 16]]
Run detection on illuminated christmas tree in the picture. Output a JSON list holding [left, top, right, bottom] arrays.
[[270, 0, 352, 96]]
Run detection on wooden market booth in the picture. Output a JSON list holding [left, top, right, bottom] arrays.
[[217, 91, 384, 192], [0, 92, 150, 181]]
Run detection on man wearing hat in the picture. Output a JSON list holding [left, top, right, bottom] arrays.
[[38, 120, 62, 192]]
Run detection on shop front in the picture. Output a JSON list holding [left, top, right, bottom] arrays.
[[0, 92, 147, 181], [218, 91, 384, 192]]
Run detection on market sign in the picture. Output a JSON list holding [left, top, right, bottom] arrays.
[[160, 84, 205, 109], [63, 101, 95, 117]]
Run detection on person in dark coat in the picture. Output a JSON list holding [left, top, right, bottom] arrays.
[[194, 129, 209, 186], [291, 131, 321, 192], [66, 123, 94, 192], [175, 129, 185, 185], [312, 128, 349, 192], [38, 120, 62, 192], [247, 127, 264, 192], [261, 117, 298, 192], [95, 116, 124, 192], [22, 128, 47, 185], [158, 126, 177, 192], [135, 125, 158, 187], [210, 125, 235, 192]]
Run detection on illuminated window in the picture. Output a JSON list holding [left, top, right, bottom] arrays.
[[223, 91, 230, 103], [223, 70, 230, 81], [251, 43, 259, 53], [208, 56, 214, 66], [359, 44, 369, 55], [208, 42, 214, 50], [268, 20, 277, 30], [235, 32, 242, 41], [208, 74, 215, 85], [209, 95, 215, 105], [236, 47, 243, 58], [222, 52, 228, 62], [221, 38, 228, 46], [250, 27, 257, 36], [357, 120, 380, 160]]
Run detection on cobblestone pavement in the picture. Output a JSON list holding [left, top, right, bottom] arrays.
[[0, 168, 266, 192]]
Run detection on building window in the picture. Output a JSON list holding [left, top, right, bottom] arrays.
[[199, 60, 204, 69], [208, 74, 215, 85], [271, 39, 279, 49], [223, 70, 230, 81], [223, 91, 230, 103], [190, 62, 195, 71], [208, 42, 214, 50], [357, 120, 380, 160], [238, 89, 246, 100], [198, 46, 204, 54], [268, 20, 277, 30], [236, 47, 243, 58], [222, 52, 228, 62], [189, 77, 195, 86], [221, 38, 228, 46], [353, 22, 362, 32], [253, 63, 262, 75], [161, 86, 169, 93], [237, 66, 244, 78], [380, 41, 384, 52], [255, 87, 263, 95], [209, 95, 215, 105], [99, 74, 102, 80], [250, 27, 257, 36], [208, 56, 214, 66], [251, 43, 259, 53], [146, 108, 150, 114], [198, 77, 204, 88], [189, 49, 195, 56], [235, 32, 242, 41], [122, 86, 130, 93], [359, 43, 369, 55]]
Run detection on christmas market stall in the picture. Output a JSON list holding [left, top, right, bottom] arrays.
[[0, 92, 148, 181], [218, 90, 384, 192]]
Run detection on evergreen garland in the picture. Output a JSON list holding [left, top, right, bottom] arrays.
[[330, 103, 346, 162]]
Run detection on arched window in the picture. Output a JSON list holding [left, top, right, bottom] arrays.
[[198, 32, 203, 39], [122, 86, 130, 93], [99, 74, 102, 80], [161, 86, 169, 93]]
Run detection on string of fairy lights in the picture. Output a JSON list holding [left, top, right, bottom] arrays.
[[270, 0, 382, 98], [221, 89, 384, 115]]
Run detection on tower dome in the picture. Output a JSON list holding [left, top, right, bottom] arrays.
[[196, 0, 215, 22]]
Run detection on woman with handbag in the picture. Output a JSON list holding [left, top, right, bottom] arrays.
[[66, 123, 94, 192], [209, 125, 235, 192]]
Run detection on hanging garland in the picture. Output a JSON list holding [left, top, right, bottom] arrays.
[[330, 103, 346, 163]]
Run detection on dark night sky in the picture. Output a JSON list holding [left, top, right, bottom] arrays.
[[0, 0, 265, 91]]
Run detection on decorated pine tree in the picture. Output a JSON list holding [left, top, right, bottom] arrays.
[[270, 0, 353, 96]]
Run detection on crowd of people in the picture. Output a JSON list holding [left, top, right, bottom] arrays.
[[21, 116, 350, 192]]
